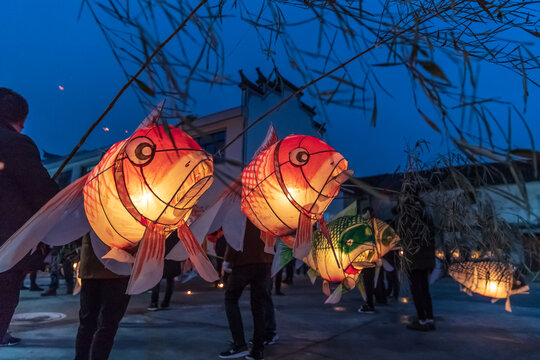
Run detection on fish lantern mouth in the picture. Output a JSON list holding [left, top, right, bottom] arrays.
[[332, 169, 354, 186]]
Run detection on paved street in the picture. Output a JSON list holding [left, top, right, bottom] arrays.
[[2, 273, 540, 360]]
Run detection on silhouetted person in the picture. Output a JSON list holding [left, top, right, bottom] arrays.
[[75, 234, 131, 359], [219, 220, 273, 360], [148, 232, 182, 310], [398, 194, 435, 331], [0, 88, 58, 346]]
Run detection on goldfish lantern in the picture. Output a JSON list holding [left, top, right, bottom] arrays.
[[273, 215, 399, 304], [0, 104, 219, 294], [448, 260, 529, 312], [241, 135, 353, 258]]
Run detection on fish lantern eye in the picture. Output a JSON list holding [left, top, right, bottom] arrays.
[[290, 147, 310, 166], [125, 136, 156, 166], [346, 239, 354, 246]]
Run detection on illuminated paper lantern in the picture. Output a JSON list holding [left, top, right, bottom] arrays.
[[273, 215, 399, 303], [0, 104, 218, 294], [448, 260, 529, 312], [241, 135, 353, 258]]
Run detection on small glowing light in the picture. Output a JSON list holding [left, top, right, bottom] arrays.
[[0, 162, 4, 170], [452, 249, 460, 259], [103, 127, 110, 132], [435, 250, 445, 260], [470, 251, 480, 259], [333, 306, 346, 312], [399, 250, 404, 257], [58, 85, 64, 90], [399, 297, 409, 303], [125, 130, 129, 134], [217, 283, 224, 288], [186, 290, 192, 295], [73, 262, 78, 270]]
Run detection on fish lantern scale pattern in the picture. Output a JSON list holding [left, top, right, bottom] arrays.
[[241, 135, 352, 258]]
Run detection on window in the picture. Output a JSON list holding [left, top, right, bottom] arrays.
[[194, 130, 226, 163]]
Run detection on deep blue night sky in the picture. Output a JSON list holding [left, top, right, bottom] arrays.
[[1, 1, 538, 177]]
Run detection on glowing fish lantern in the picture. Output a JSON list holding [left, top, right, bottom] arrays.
[[448, 260, 529, 312], [241, 135, 353, 258], [273, 215, 399, 303], [0, 104, 218, 294]]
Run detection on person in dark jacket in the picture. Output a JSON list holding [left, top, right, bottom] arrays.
[[148, 232, 182, 310], [398, 194, 436, 331], [0, 88, 59, 346], [75, 234, 131, 360], [219, 220, 273, 360]]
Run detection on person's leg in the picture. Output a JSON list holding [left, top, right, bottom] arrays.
[[0, 271, 25, 341], [29, 270, 41, 290], [63, 261, 74, 294], [150, 281, 160, 306], [408, 269, 426, 321], [421, 269, 434, 319], [375, 268, 387, 304], [284, 261, 294, 283], [225, 266, 250, 347], [75, 279, 101, 360], [249, 264, 268, 354], [90, 277, 131, 360], [274, 269, 283, 294], [162, 277, 175, 307], [265, 274, 277, 340], [362, 267, 375, 308]]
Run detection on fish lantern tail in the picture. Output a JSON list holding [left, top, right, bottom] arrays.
[[293, 212, 313, 259], [177, 221, 219, 282], [261, 232, 277, 255], [505, 297, 512, 312], [324, 283, 344, 304], [126, 223, 166, 295]]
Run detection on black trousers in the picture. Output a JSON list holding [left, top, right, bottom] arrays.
[[274, 268, 283, 293], [151, 277, 174, 306], [385, 270, 400, 299], [362, 267, 387, 306], [408, 269, 434, 321], [75, 278, 131, 360], [0, 270, 25, 340], [50, 260, 74, 291], [225, 264, 269, 352]]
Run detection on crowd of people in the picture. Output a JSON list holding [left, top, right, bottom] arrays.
[[0, 87, 436, 360]]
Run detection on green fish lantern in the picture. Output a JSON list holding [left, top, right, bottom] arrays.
[[273, 215, 399, 303]]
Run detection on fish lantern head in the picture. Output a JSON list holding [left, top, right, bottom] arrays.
[[276, 135, 352, 219], [306, 216, 375, 283], [118, 125, 214, 226]]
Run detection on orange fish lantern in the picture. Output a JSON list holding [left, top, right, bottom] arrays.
[[241, 135, 352, 258], [0, 104, 219, 294]]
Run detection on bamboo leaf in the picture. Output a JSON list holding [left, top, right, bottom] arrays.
[[135, 78, 156, 97], [418, 110, 441, 133], [371, 92, 377, 127], [419, 61, 449, 82]]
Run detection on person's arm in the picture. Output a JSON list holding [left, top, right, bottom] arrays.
[[5, 134, 59, 211]]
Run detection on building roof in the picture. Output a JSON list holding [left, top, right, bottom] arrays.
[[344, 160, 540, 196]]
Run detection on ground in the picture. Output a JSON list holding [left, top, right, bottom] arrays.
[[1, 273, 539, 360]]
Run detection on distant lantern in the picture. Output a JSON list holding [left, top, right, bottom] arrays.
[[448, 260, 529, 312], [82, 105, 217, 294], [241, 135, 352, 259]]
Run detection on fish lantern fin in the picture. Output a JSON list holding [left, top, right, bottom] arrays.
[[307, 268, 318, 285], [126, 223, 166, 295], [317, 216, 341, 269], [271, 239, 293, 277], [134, 100, 165, 132], [261, 232, 276, 254], [322, 280, 331, 297], [505, 297, 512, 312], [293, 213, 313, 260], [102, 248, 136, 263], [280, 235, 295, 248], [491, 298, 500, 304], [343, 276, 356, 290], [510, 284, 530, 296], [373, 264, 381, 289], [324, 284, 344, 304], [0, 174, 90, 273], [177, 221, 219, 283]]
